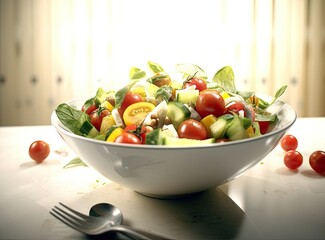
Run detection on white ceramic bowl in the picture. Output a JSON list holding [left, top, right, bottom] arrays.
[[51, 96, 296, 198]]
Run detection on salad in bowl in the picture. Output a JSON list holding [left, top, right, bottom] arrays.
[[55, 61, 287, 146], [52, 61, 295, 198]]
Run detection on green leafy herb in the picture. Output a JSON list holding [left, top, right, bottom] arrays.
[[114, 79, 139, 108], [55, 103, 90, 135], [270, 85, 287, 105], [95, 87, 108, 105], [63, 157, 87, 168], [154, 85, 173, 103], [148, 60, 164, 73], [83, 97, 95, 111], [212, 66, 236, 92], [129, 66, 146, 80], [175, 63, 208, 81]]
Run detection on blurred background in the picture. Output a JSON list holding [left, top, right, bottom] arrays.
[[0, 0, 324, 126]]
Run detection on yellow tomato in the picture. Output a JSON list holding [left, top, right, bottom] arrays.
[[123, 102, 155, 126], [106, 127, 123, 142], [200, 114, 218, 137], [100, 115, 116, 134]]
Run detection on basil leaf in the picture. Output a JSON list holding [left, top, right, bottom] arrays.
[[83, 97, 95, 111], [129, 66, 146, 80], [63, 157, 87, 168], [175, 63, 208, 81], [114, 79, 139, 108], [154, 85, 173, 103], [212, 66, 236, 92], [255, 112, 277, 122], [95, 87, 108, 105], [55, 103, 90, 135], [270, 85, 287, 105], [148, 60, 164, 73]]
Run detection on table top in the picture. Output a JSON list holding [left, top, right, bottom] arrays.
[[0, 117, 324, 239]]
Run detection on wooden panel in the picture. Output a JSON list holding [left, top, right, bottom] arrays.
[[0, 0, 18, 125], [306, 0, 325, 116]]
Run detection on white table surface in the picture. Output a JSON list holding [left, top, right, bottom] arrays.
[[0, 117, 324, 239]]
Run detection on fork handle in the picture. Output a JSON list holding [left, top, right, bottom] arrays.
[[111, 225, 151, 240]]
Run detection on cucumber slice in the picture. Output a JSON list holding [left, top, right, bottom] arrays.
[[226, 114, 248, 141], [79, 120, 99, 137], [176, 89, 199, 105], [166, 102, 191, 129], [145, 129, 166, 145], [164, 136, 215, 146], [210, 117, 228, 139]]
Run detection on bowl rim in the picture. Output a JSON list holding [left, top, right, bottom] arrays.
[[51, 96, 297, 150]]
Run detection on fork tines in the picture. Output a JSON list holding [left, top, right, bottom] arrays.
[[50, 202, 93, 233]]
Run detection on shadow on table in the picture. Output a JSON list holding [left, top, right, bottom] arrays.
[[84, 188, 260, 240]]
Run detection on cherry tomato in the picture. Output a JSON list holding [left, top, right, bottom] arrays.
[[177, 119, 208, 140], [183, 78, 207, 92], [90, 108, 110, 131], [123, 102, 155, 126], [195, 90, 226, 118], [82, 103, 97, 115], [281, 134, 298, 151], [29, 140, 50, 163], [257, 121, 270, 135], [124, 124, 153, 144], [309, 150, 325, 174], [115, 132, 142, 144], [283, 150, 303, 170], [118, 92, 142, 117], [226, 101, 245, 115]]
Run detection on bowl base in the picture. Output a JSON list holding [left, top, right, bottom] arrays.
[[136, 189, 209, 199]]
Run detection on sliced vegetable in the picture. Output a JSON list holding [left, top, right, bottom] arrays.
[[200, 114, 218, 137], [100, 115, 116, 134], [176, 88, 199, 105], [123, 102, 155, 126], [106, 127, 124, 142], [210, 116, 229, 140], [226, 114, 248, 141], [166, 101, 191, 129], [80, 120, 99, 137], [145, 129, 166, 145]]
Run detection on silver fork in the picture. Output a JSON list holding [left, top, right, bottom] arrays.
[[50, 202, 150, 239]]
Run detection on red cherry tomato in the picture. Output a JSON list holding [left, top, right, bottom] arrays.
[[29, 140, 50, 163], [283, 150, 303, 170], [195, 90, 226, 118], [82, 103, 97, 115], [309, 150, 325, 174], [124, 124, 153, 144], [177, 119, 208, 140], [226, 101, 245, 115], [90, 109, 110, 131], [118, 92, 142, 117], [257, 121, 270, 135], [183, 78, 207, 92], [115, 132, 142, 144], [281, 134, 298, 151]]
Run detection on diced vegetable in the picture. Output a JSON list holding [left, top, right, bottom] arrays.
[[166, 101, 191, 129]]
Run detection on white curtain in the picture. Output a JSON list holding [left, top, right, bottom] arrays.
[[54, 0, 325, 117], [0, 0, 324, 125]]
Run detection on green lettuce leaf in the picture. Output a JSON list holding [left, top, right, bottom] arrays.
[[55, 103, 90, 135], [212, 66, 236, 92]]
